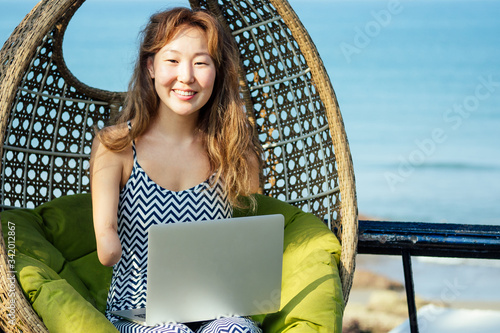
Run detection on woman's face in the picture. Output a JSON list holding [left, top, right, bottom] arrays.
[[147, 25, 216, 120]]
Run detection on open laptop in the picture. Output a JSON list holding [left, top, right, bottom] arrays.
[[111, 214, 284, 326]]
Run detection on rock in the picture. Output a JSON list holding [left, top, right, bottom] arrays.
[[352, 270, 404, 291], [343, 271, 429, 333]]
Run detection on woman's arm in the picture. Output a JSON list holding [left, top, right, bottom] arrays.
[[89, 137, 124, 267]]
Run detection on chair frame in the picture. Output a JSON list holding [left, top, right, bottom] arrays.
[[0, 1, 358, 332]]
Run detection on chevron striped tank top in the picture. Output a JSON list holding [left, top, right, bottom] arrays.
[[105, 140, 233, 321]]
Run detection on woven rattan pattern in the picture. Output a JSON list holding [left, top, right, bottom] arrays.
[[0, 1, 357, 332], [2, 32, 111, 209]]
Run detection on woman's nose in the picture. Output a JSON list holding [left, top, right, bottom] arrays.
[[178, 62, 195, 83]]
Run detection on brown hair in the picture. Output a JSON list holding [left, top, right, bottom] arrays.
[[96, 7, 261, 208]]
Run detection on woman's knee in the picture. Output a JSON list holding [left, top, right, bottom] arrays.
[[197, 317, 262, 333]]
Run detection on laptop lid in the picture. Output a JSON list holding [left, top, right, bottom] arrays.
[[145, 214, 284, 326]]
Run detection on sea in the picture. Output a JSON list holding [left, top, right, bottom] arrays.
[[2, 0, 500, 306]]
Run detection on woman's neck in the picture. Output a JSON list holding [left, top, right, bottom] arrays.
[[148, 108, 200, 145]]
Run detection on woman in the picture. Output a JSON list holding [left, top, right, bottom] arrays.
[[90, 7, 262, 333]]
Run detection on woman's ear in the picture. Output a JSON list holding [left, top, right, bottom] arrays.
[[147, 57, 155, 79]]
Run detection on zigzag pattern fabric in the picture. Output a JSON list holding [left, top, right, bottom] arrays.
[[104, 141, 262, 332], [114, 317, 262, 333]]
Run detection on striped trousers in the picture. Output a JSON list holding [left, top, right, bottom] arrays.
[[113, 316, 262, 333]]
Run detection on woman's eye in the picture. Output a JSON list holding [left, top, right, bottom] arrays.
[[166, 59, 178, 63]]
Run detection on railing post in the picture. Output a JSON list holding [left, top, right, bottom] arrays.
[[402, 250, 419, 333]]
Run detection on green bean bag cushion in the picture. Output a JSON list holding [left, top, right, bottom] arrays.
[[1, 193, 343, 332]]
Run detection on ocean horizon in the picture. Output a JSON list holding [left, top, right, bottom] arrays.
[[2, 0, 500, 304]]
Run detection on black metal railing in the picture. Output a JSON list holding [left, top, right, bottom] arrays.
[[357, 220, 500, 333]]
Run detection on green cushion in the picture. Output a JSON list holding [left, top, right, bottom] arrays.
[[235, 194, 344, 333], [1, 194, 116, 333], [2, 193, 343, 333]]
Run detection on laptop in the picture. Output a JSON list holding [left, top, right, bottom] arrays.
[[111, 214, 284, 326]]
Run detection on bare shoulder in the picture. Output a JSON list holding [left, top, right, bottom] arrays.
[[90, 124, 133, 178], [96, 123, 129, 143], [91, 124, 130, 155], [246, 148, 262, 193]]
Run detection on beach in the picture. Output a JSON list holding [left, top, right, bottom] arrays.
[[344, 257, 500, 332]]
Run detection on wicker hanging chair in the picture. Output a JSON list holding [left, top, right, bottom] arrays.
[[0, 0, 358, 331]]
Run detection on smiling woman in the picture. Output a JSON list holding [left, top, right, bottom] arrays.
[[90, 10, 263, 331]]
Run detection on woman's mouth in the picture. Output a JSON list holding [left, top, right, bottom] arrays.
[[173, 89, 196, 97]]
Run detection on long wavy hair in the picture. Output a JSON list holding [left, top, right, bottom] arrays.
[[96, 7, 261, 209]]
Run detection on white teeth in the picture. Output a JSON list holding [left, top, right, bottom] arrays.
[[174, 90, 195, 96]]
